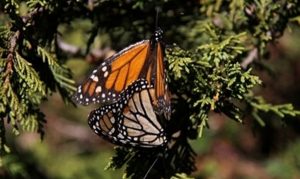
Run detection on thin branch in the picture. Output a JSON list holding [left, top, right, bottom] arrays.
[[56, 37, 115, 63], [241, 48, 258, 69], [4, 30, 20, 88], [57, 37, 82, 55], [87, 47, 115, 63], [3, 6, 44, 88]]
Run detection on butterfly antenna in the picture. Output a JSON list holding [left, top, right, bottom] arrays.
[[143, 154, 160, 179], [155, 7, 161, 30]]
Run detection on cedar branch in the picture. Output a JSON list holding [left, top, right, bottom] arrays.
[[4, 30, 20, 89]]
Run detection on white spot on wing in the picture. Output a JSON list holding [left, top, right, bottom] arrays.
[[117, 133, 124, 139], [110, 127, 115, 134], [102, 66, 107, 72], [110, 117, 115, 123], [104, 71, 108, 77], [91, 75, 99, 82], [95, 86, 102, 93]]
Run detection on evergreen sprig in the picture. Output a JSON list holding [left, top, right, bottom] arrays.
[[14, 52, 46, 100], [171, 173, 195, 179], [167, 30, 261, 139], [0, 0, 76, 158], [37, 46, 76, 93], [246, 94, 300, 126]]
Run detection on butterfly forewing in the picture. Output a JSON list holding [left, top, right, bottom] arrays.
[[154, 42, 171, 119], [88, 79, 167, 148], [74, 40, 150, 105], [74, 29, 171, 119]]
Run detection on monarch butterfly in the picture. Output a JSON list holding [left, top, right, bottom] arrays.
[[88, 79, 168, 148], [74, 28, 170, 119], [88, 78, 183, 178]]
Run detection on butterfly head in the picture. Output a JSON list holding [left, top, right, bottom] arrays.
[[153, 28, 163, 42]]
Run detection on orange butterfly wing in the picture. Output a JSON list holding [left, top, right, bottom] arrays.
[[154, 43, 171, 119], [74, 40, 151, 105], [74, 29, 171, 118]]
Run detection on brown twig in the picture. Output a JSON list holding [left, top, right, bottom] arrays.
[[56, 37, 115, 63], [56, 37, 82, 56], [3, 6, 44, 87], [241, 48, 258, 69], [4, 30, 20, 88]]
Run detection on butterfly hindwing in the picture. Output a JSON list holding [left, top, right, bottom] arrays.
[[88, 79, 167, 148], [121, 88, 167, 147]]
